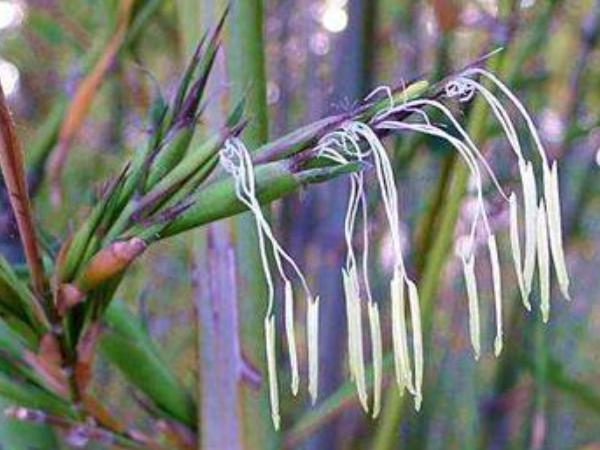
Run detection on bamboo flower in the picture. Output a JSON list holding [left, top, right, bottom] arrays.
[[207, 67, 572, 428]]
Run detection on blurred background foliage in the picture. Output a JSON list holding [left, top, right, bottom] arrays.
[[1, 0, 600, 449]]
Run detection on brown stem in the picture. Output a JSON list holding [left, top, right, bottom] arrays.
[[0, 85, 47, 298]]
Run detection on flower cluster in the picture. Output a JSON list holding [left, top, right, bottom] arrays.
[[219, 68, 570, 429]]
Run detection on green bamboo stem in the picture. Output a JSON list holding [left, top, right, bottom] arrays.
[[226, 1, 279, 448]]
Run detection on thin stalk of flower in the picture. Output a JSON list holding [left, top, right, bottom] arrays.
[[461, 68, 549, 166], [378, 98, 510, 202]]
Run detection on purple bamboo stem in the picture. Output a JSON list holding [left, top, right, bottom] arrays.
[[193, 223, 244, 450]]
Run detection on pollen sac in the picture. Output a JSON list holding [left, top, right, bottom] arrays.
[[284, 280, 299, 396], [390, 268, 413, 394], [509, 193, 529, 310], [462, 253, 481, 360], [487, 235, 503, 356], [537, 201, 550, 323], [307, 296, 320, 404], [342, 266, 369, 412], [406, 279, 423, 411], [368, 301, 383, 418], [520, 160, 538, 300], [264, 315, 280, 430], [78, 237, 146, 292], [543, 162, 570, 301]]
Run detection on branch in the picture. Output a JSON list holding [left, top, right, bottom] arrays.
[[0, 86, 46, 298]]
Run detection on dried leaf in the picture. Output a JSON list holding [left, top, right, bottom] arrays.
[[77, 237, 146, 292], [156, 420, 196, 450], [75, 323, 103, 393], [55, 283, 85, 317], [24, 347, 69, 399], [82, 395, 125, 434], [432, 0, 461, 33], [0, 86, 45, 297], [49, 0, 136, 204]]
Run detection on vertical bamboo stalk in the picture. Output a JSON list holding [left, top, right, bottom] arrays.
[[183, 1, 248, 447], [227, 1, 278, 447], [193, 225, 244, 450]]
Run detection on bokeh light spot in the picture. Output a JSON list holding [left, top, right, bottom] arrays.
[[321, 5, 348, 33], [0, 59, 20, 96], [0, 1, 25, 30]]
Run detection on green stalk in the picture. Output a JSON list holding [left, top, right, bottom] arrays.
[[226, 1, 279, 448], [530, 311, 548, 449], [147, 160, 361, 240]]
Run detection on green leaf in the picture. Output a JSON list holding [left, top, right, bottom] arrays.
[[0, 256, 48, 339], [0, 397, 60, 450], [100, 300, 196, 427], [0, 373, 73, 419]]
